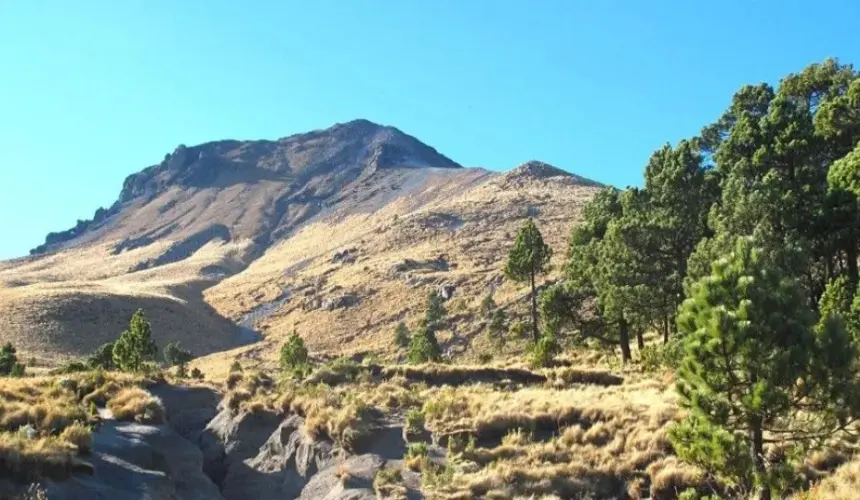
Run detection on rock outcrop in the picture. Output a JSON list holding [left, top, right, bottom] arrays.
[[38, 383, 425, 499]]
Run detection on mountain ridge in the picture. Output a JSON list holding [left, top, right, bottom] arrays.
[[30, 119, 465, 256], [2, 119, 603, 367]]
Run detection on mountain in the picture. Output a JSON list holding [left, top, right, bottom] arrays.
[[0, 120, 603, 367], [29, 119, 461, 256]]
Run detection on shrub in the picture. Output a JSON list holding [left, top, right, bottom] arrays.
[[406, 408, 425, 433], [58, 423, 92, 454], [373, 467, 405, 498], [229, 361, 243, 373], [86, 342, 115, 370], [487, 308, 508, 340], [0, 343, 25, 377], [190, 367, 204, 380], [529, 334, 558, 368], [407, 327, 441, 364], [55, 361, 89, 374], [640, 340, 683, 371], [424, 290, 447, 333], [281, 332, 309, 372], [407, 442, 429, 458], [508, 320, 528, 338], [9, 363, 25, 377], [309, 358, 362, 385], [163, 341, 193, 367], [112, 310, 157, 372], [480, 292, 497, 318], [394, 322, 410, 349]]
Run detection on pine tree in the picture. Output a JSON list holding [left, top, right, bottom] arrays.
[[504, 218, 552, 341], [670, 237, 860, 498], [280, 331, 309, 372], [0, 343, 25, 377], [87, 341, 115, 370], [163, 341, 193, 366], [407, 326, 441, 364], [112, 310, 158, 372], [424, 290, 446, 333], [479, 292, 497, 318], [394, 322, 410, 349]]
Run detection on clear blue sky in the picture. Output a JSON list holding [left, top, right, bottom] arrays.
[[1, 1, 858, 259]]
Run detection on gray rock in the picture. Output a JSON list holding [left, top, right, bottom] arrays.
[[438, 283, 456, 300], [219, 415, 339, 499], [45, 419, 223, 500], [299, 454, 384, 500], [22, 424, 37, 440], [322, 293, 359, 311], [198, 407, 282, 486]]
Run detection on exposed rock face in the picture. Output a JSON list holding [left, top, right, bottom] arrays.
[[39, 384, 420, 500], [30, 120, 462, 256], [45, 386, 224, 500]]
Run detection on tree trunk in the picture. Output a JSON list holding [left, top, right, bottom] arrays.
[[750, 416, 769, 500], [662, 315, 669, 344], [848, 246, 858, 289], [619, 317, 632, 363], [530, 269, 539, 342], [636, 329, 645, 351]]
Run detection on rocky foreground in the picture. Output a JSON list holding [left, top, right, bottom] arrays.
[[38, 383, 421, 500]]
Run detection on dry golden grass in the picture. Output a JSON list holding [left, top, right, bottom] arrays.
[[0, 371, 150, 482], [218, 357, 696, 499], [1, 161, 601, 379], [0, 376, 90, 434], [800, 458, 860, 499], [107, 387, 165, 424], [58, 422, 92, 453], [0, 433, 78, 481], [374, 467, 408, 499]]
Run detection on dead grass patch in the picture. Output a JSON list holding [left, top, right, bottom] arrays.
[[58, 422, 92, 453], [381, 364, 547, 386], [107, 387, 165, 424], [0, 433, 77, 481]]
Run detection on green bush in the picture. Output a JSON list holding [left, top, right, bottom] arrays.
[[640, 339, 683, 371], [529, 335, 558, 368], [394, 322, 410, 349], [87, 342, 115, 370], [508, 320, 528, 338], [406, 408, 425, 433], [163, 341, 193, 367], [406, 442, 429, 458], [0, 343, 25, 377], [56, 361, 89, 374], [229, 360, 243, 372], [280, 332, 309, 372], [190, 367, 204, 380], [407, 327, 441, 364]]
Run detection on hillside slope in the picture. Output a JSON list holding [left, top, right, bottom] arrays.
[[0, 121, 602, 365]]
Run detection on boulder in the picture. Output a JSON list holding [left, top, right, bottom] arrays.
[[438, 283, 456, 300], [322, 293, 360, 311]]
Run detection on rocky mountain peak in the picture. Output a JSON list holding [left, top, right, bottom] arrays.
[[504, 160, 604, 187], [29, 120, 462, 255]]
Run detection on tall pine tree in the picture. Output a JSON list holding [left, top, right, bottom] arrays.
[[504, 218, 552, 342]]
